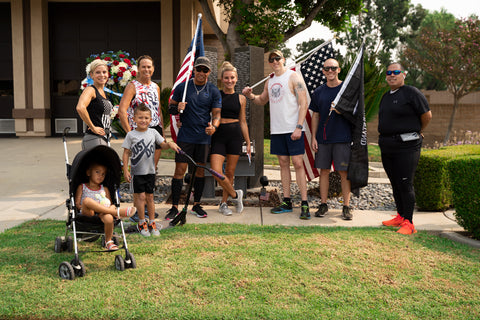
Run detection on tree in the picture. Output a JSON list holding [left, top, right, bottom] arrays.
[[336, 0, 426, 65], [199, 0, 362, 59], [400, 9, 456, 90], [403, 17, 480, 144]]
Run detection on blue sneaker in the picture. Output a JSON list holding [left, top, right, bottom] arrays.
[[271, 201, 293, 214]]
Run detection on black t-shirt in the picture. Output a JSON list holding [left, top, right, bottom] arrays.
[[378, 85, 430, 135]]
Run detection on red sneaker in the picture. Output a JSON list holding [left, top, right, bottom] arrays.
[[397, 220, 417, 235], [382, 213, 405, 227]]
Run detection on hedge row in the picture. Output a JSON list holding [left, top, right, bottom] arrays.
[[414, 145, 480, 211]]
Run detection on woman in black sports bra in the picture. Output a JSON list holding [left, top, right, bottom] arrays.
[[76, 59, 113, 150], [211, 62, 251, 216]]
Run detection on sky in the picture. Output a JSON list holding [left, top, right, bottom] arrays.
[[286, 0, 480, 56]]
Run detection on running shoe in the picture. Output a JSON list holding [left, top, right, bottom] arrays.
[[219, 202, 233, 216], [190, 204, 208, 218], [300, 205, 311, 220], [235, 189, 244, 213], [397, 220, 417, 235], [164, 207, 179, 220], [148, 221, 161, 236], [271, 201, 293, 214], [342, 205, 353, 220], [137, 221, 151, 237], [314, 203, 328, 217], [382, 213, 405, 227]]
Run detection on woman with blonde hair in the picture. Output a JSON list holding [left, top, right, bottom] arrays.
[[76, 59, 113, 150], [210, 61, 251, 215]]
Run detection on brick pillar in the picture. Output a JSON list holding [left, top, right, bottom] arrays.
[[205, 46, 217, 86], [233, 46, 265, 188]]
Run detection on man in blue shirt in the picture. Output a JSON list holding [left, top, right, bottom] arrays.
[[166, 57, 222, 219], [309, 58, 353, 220]]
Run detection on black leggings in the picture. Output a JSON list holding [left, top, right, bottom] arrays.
[[381, 149, 421, 223]]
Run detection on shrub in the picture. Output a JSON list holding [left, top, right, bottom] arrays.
[[415, 145, 480, 211], [448, 155, 480, 240]]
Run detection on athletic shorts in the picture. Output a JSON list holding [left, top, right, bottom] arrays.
[[151, 125, 163, 150], [314, 143, 351, 171], [175, 141, 210, 164], [133, 174, 156, 194], [210, 122, 243, 156], [270, 132, 305, 156]]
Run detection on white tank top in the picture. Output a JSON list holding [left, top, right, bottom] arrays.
[[268, 69, 300, 134], [127, 80, 161, 129]]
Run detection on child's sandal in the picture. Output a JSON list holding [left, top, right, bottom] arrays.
[[105, 240, 119, 251], [126, 206, 137, 217]]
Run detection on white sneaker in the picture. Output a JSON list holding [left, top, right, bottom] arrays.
[[235, 189, 244, 213], [219, 202, 232, 216], [148, 221, 161, 236]]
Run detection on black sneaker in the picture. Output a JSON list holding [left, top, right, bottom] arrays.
[[190, 204, 208, 218], [314, 203, 328, 217], [165, 207, 179, 220], [271, 201, 293, 214], [342, 205, 353, 220], [300, 205, 311, 220]]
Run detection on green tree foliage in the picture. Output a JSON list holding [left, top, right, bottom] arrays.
[[403, 17, 480, 144], [199, 0, 362, 59], [400, 9, 456, 90], [336, 0, 426, 65]]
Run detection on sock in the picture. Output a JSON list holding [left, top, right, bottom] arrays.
[[301, 200, 308, 207], [193, 177, 205, 203], [138, 219, 146, 225], [171, 178, 183, 206]]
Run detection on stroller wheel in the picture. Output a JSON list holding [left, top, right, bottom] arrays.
[[115, 255, 125, 271], [70, 259, 86, 277], [59, 261, 75, 280], [67, 236, 74, 252], [125, 252, 137, 269], [54, 237, 64, 253]]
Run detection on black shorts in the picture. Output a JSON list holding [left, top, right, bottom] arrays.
[[210, 122, 243, 156], [133, 174, 156, 194], [175, 141, 210, 164], [151, 125, 163, 150]]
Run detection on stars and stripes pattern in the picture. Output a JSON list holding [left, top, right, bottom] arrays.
[[169, 17, 204, 142], [292, 41, 335, 181]]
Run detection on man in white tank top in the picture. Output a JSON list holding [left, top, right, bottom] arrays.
[[242, 50, 310, 220]]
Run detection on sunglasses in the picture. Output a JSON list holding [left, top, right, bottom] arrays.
[[386, 70, 403, 76], [323, 66, 338, 71], [268, 56, 282, 63], [195, 66, 210, 73]]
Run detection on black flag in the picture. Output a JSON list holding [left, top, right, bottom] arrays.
[[332, 44, 368, 193]]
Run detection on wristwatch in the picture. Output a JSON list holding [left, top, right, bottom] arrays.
[[296, 124, 303, 130]]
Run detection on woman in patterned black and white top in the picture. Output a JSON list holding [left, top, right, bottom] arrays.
[[76, 59, 113, 150], [119, 55, 163, 167]]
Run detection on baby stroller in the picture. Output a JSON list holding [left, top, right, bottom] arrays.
[[55, 128, 136, 280]]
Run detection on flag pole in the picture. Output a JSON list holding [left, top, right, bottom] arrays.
[[249, 37, 335, 90], [180, 13, 202, 113]]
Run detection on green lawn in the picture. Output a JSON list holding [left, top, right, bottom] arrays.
[[1, 220, 479, 319]]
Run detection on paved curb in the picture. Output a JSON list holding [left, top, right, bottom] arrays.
[[439, 231, 480, 249]]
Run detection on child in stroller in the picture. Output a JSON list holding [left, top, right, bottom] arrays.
[[75, 162, 137, 250]]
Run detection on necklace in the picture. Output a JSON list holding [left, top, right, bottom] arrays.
[[194, 82, 207, 95]]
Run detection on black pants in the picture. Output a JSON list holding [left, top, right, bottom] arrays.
[[381, 149, 421, 223]]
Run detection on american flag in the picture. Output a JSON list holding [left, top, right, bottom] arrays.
[[292, 41, 335, 181], [169, 16, 204, 142]]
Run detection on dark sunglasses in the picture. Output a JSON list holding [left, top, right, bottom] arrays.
[[195, 66, 210, 73], [268, 56, 282, 63], [386, 70, 403, 76], [323, 66, 338, 72]]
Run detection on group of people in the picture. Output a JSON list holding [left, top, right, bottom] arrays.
[[75, 49, 432, 245]]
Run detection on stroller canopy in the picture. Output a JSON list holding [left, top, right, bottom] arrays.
[[69, 145, 122, 195]]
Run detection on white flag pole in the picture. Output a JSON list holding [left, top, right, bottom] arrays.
[[249, 37, 335, 90], [180, 13, 202, 113]]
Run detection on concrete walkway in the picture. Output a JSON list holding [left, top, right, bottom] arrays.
[[0, 137, 463, 235]]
